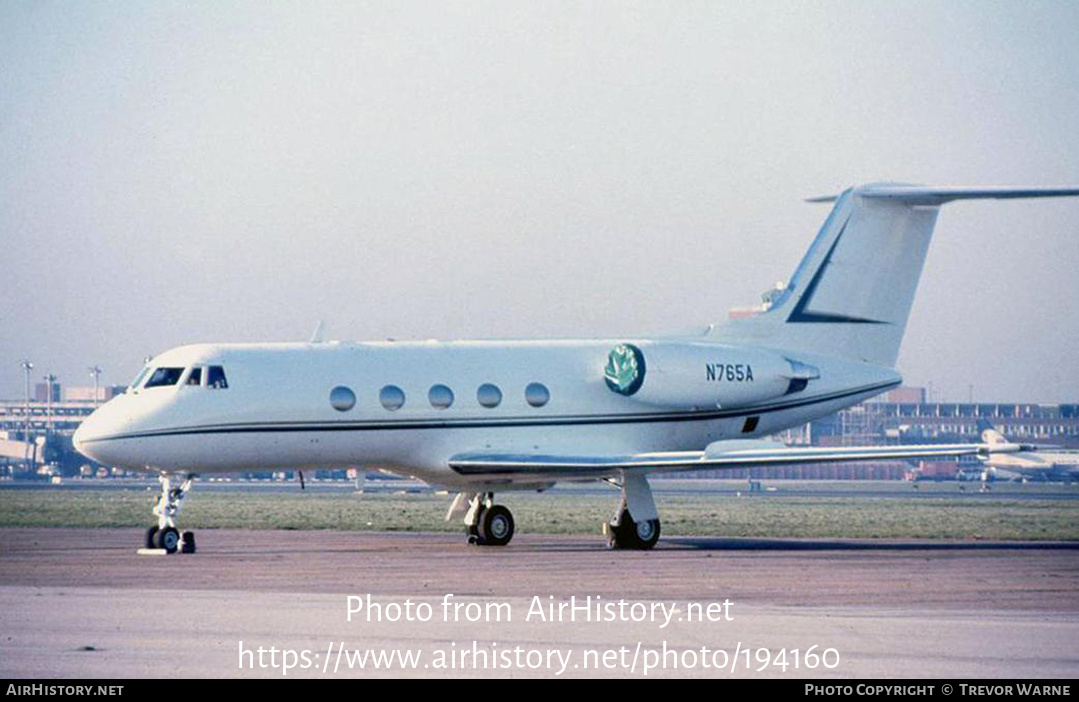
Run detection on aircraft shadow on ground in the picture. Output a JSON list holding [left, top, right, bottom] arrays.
[[661, 537, 1079, 552]]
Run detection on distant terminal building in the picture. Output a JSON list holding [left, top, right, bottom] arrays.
[[1, 402, 99, 434], [0, 396, 100, 475], [0, 377, 124, 475], [879, 386, 927, 405], [63, 385, 126, 403], [809, 387, 1079, 448], [34, 381, 61, 403]]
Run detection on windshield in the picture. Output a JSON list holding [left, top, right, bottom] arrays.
[[144, 367, 185, 388]]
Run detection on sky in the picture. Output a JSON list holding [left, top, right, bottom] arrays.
[[2, 0, 1078, 403]]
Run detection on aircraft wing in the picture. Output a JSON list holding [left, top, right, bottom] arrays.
[[449, 441, 1027, 481]]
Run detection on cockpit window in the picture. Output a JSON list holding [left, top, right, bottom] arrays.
[[207, 366, 228, 389], [186, 367, 203, 386], [144, 367, 185, 388]]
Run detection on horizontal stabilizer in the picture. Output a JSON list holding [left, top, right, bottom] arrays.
[[808, 185, 1079, 205]]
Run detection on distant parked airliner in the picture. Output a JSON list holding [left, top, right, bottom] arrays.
[[74, 183, 1078, 552], [979, 425, 1079, 484]]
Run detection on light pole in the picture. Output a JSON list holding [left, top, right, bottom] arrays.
[[20, 360, 33, 453], [42, 373, 57, 434], [88, 366, 103, 406]]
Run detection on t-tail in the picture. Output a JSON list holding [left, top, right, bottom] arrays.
[[976, 419, 1008, 446], [714, 184, 1079, 367]]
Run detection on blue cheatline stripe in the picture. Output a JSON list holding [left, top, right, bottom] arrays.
[[80, 380, 899, 443]]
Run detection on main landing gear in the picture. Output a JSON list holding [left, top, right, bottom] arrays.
[[145, 473, 197, 554], [448, 492, 515, 546], [604, 473, 661, 550], [447, 475, 662, 550]]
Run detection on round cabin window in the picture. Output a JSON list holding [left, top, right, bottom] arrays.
[[476, 383, 502, 408], [329, 386, 356, 412], [379, 385, 405, 411], [428, 384, 454, 409], [525, 382, 550, 407]]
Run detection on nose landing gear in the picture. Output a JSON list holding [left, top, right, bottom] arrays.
[[142, 473, 197, 554]]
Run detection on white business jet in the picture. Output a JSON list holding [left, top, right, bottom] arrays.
[[73, 183, 1078, 552]]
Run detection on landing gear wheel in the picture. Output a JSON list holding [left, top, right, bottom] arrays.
[[633, 516, 660, 548], [145, 525, 159, 549], [180, 530, 196, 554], [479, 505, 514, 546], [156, 526, 181, 554], [607, 510, 660, 550]]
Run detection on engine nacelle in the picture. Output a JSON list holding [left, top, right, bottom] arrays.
[[603, 341, 818, 410]]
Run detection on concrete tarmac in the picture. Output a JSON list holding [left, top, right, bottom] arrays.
[[2, 528, 1078, 678]]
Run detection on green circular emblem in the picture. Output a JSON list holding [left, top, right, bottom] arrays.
[[604, 343, 646, 396]]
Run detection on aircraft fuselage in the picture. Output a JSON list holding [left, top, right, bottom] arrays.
[[73, 338, 899, 489]]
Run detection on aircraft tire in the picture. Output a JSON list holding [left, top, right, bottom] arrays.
[[180, 530, 196, 554], [478, 505, 514, 546], [145, 526, 159, 549], [609, 510, 660, 550], [634, 517, 661, 550], [156, 526, 181, 554]]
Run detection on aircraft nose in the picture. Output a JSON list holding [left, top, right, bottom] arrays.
[[72, 413, 100, 460], [73, 406, 121, 464], [72, 423, 85, 453], [73, 398, 145, 468]]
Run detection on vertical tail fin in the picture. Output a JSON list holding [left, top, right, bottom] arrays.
[[977, 419, 1007, 446], [715, 184, 1079, 367]]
